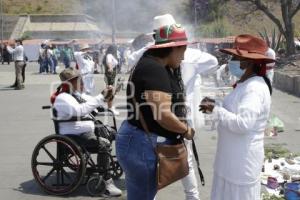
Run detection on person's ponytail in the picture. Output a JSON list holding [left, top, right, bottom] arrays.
[[262, 75, 272, 95], [253, 64, 272, 95]]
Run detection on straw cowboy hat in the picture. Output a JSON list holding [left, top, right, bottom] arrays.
[[59, 67, 81, 82], [79, 43, 91, 51], [220, 35, 276, 64], [149, 24, 192, 49]]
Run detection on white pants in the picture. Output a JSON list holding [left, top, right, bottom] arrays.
[[181, 140, 200, 200], [82, 73, 95, 94], [211, 173, 261, 200], [266, 69, 274, 85]]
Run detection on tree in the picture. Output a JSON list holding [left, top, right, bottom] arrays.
[[236, 0, 300, 55], [187, 0, 230, 24]]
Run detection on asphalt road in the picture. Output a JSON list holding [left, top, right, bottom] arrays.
[[0, 62, 299, 200]]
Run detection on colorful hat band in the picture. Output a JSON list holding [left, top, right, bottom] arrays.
[[155, 37, 187, 45]]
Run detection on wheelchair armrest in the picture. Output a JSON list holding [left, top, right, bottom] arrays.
[[96, 106, 114, 116], [42, 105, 51, 109]]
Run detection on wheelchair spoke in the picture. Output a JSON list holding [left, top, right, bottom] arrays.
[[42, 145, 56, 162], [56, 169, 60, 186], [61, 169, 65, 185], [61, 168, 74, 183], [42, 167, 55, 182], [36, 162, 54, 166]]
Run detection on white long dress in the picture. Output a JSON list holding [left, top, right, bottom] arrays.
[[74, 52, 95, 94], [211, 76, 271, 200]]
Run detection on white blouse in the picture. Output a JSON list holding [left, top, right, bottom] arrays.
[[74, 51, 95, 74], [213, 76, 271, 185], [106, 54, 118, 69]]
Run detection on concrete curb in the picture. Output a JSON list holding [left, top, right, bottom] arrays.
[[274, 71, 300, 97]]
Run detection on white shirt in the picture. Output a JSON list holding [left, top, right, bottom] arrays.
[[127, 42, 154, 70], [106, 54, 118, 69], [39, 48, 53, 59], [213, 76, 271, 185], [266, 48, 276, 84], [181, 48, 218, 129], [181, 48, 218, 99], [74, 51, 95, 74], [53, 92, 105, 135], [7, 45, 24, 61]]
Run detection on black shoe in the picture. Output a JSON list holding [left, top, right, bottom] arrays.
[[8, 84, 16, 88], [15, 85, 25, 90]]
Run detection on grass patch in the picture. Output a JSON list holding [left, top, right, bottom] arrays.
[[264, 143, 300, 159]]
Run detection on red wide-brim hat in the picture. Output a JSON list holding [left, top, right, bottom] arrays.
[[220, 34, 276, 64]]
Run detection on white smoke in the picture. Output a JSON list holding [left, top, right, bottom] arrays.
[[82, 0, 193, 36]]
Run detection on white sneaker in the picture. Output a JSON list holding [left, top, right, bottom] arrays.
[[110, 106, 120, 116], [104, 178, 122, 197]]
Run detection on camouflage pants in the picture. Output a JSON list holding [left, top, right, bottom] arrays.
[[15, 61, 25, 89]]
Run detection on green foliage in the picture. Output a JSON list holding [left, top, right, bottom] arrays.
[[21, 32, 32, 40], [198, 19, 231, 38], [36, 5, 42, 12], [261, 193, 285, 200], [264, 143, 300, 159], [258, 27, 283, 52], [2, 0, 81, 14], [188, 0, 230, 25]]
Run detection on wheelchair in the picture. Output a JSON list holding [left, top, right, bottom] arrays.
[[31, 106, 123, 196]]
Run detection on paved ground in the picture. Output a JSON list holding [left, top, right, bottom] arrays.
[[0, 63, 299, 200]]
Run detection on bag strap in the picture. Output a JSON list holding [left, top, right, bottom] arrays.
[[192, 139, 205, 186]]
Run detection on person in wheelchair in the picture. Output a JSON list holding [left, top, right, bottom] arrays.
[[52, 67, 122, 197]]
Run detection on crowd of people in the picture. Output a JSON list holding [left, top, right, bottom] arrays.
[[0, 12, 279, 200], [37, 41, 132, 75]]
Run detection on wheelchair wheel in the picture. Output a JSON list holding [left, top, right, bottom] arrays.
[[86, 176, 106, 196], [31, 135, 86, 195], [111, 160, 123, 180]]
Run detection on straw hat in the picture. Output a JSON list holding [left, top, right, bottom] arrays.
[[220, 35, 275, 63], [59, 68, 81, 82], [79, 43, 91, 51]]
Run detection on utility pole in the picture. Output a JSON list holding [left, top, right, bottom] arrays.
[[194, 0, 198, 39], [112, 0, 116, 44], [194, 0, 198, 28]]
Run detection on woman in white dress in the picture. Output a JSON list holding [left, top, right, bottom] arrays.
[[199, 35, 275, 200]]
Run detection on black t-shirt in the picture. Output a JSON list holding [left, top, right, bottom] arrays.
[[127, 56, 185, 140]]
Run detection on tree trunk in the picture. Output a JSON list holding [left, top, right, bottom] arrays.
[[281, 0, 295, 55], [285, 28, 295, 55]]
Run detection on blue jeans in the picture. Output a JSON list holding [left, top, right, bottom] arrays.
[[52, 57, 57, 73], [42, 58, 53, 73], [63, 58, 70, 68], [116, 121, 169, 200]]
